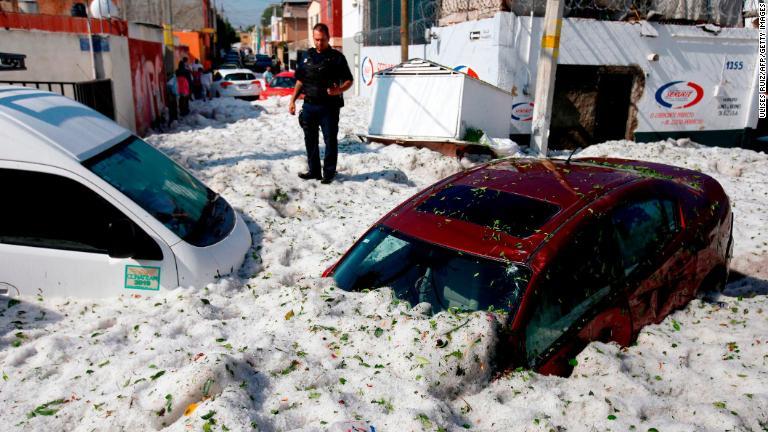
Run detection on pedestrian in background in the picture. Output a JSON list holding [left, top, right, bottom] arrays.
[[178, 58, 192, 81], [191, 59, 203, 100], [166, 73, 178, 123], [176, 69, 190, 116], [290, 23, 353, 184], [201, 69, 213, 101]]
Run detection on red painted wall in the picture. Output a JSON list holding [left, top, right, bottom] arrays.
[[129, 38, 166, 136], [174, 31, 213, 69], [36, 0, 78, 15], [319, 0, 342, 39], [203, 0, 211, 28]]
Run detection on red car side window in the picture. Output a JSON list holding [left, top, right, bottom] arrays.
[[610, 199, 678, 277], [525, 217, 622, 364]]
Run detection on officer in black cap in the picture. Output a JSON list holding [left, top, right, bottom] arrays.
[[290, 23, 353, 184]]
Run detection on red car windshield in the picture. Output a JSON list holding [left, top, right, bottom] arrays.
[[333, 225, 531, 314]]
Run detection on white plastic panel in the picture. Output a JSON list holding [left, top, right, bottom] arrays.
[[460, 78, 514, 139], [368, 74, 464, 139]]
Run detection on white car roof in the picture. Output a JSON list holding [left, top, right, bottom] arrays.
[[220, 69, 256, 77], [214, 67, 240, 74], [0, 85, 131, 165]]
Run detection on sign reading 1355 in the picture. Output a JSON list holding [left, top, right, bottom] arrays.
[[725, 61, 744, 70]]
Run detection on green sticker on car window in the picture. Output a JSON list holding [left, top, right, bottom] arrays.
[[125, 265, 161, 291]]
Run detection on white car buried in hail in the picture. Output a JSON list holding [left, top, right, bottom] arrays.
[[0, 86, 252, 298], [212, 68, 262, 100]]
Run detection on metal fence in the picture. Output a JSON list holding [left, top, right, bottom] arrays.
[[363, 0, 746, 44], [0, 79, 115, 120], [505, 0, 745, 25], [364, 0, 439, 46]]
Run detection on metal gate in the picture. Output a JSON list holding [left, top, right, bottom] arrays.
[[0, 79, 115, 120]]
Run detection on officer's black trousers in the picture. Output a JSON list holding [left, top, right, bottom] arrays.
[[299, 102, 340, 179]]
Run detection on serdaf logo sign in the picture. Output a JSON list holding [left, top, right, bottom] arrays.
[[453, 65, 479, 79], [361, 56, 375, 86], [655, 81, 704, 109], [511, 102, 534, 121]]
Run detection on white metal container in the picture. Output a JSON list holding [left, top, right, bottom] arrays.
[[367, 59, 514, 141]]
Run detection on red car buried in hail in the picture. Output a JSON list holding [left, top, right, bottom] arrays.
[[260, 71, 298, 99], [324, 157, 733, 376]]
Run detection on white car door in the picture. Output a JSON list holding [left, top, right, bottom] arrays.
[[0, 164, 178, 298]]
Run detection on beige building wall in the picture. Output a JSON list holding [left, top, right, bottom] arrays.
[[282, 18, 308, 43], [307, 1, 321, 46], [0, 28, 136, 131]]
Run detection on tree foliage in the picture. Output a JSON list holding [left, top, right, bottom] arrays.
[[261, 5, 283, 27], [216, 13, 239, 54]]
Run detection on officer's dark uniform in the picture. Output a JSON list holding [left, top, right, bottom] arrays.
[[295, 47, 353, 181]]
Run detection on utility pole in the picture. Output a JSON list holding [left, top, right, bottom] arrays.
[[210, 0, 217, 61], [400, 0, 408, 62], [163, 0, 175, 76], [529, 0, 565, 156], [84, 5, 98, 80]]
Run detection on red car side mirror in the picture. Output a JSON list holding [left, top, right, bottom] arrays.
[[321, 262, 338, 278]]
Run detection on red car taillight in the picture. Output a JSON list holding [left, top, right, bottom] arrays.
[[221, 81, 233, 88], [251, 80, 262, 88]]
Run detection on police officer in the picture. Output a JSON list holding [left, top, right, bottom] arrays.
[[290, 23, 353, 184]]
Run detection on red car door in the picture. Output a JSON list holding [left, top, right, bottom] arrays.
[[608, 185, 689, 331], [522, 211, 632, 376]]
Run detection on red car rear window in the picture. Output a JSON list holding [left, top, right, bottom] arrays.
[[417, 185, 560, 238]]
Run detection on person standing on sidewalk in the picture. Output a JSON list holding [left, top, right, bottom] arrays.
[[200, 68, 213, 101], [175, 61, 191, 116], [289, 23, 353, 184]]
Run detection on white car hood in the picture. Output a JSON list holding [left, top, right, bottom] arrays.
[[171, 212, 251, 288]]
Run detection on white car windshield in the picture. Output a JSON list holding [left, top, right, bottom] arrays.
[[84, 136, 235, 247]]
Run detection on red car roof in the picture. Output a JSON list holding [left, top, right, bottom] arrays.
[[381, 157, 705, 264]]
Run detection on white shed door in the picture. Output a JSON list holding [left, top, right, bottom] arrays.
[[368, 74, 464, 139]]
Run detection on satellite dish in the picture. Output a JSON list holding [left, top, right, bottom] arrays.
[[89, 0, 120, 18]]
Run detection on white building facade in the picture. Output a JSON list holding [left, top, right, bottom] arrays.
[[358, 13, 759, 148]]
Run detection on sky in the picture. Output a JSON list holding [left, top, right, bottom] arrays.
[[216, 0, 274, 29]]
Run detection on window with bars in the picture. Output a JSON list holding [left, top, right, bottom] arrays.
[[364, 0, 435, 46]]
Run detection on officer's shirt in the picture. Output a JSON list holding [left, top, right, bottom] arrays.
[[296, 47, 353, 107]]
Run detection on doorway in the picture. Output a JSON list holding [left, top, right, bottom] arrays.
[[549, 65, 644, 149], [594, 73, 635, 143]]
